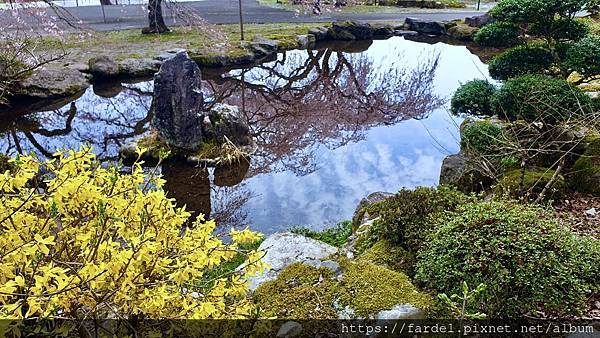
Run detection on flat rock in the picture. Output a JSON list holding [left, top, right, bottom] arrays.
[[404, 17, 447, 35], [118, 58, 161, 78], [247, 232, 338, 291], [15, 66, 90, 101]]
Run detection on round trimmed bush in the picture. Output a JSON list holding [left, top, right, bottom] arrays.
[[564, 35, 600, 79], [416, 200, 597, 318], [366, 186, 475, 252], [451, 80, 497, 117], [473, 22, 520, 47], [491, 74, 594, 123], [461, 120, 504, 155], [538, 19, 589, 41], [488, 45, 555, 80]]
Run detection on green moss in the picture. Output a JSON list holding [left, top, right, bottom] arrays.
[[290, 221, 352, 248], [254, 259, 433, 319], [253, 263, 339, 319], [569, 137, 600, 195], [337, 261, 432, 318], [136, 133, 173, 159], [495, 168, 566, 201], [357, 240, 416, 276]]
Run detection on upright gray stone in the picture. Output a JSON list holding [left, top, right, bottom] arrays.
[[152, 51, 205, 151]]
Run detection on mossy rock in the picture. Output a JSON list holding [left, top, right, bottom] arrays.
[[569, 137, 600, 196], [336, 261, 432, 318], [447, 24, 479, 41], [253, 263, 339, 319], [253, 261, 433, 319], [494, 168, 566, 201], [357, 240, 417, 276]]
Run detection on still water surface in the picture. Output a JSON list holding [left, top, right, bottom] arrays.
[[0, 37, 491, 233]]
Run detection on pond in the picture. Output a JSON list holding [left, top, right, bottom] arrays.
[[0, 36, 492, 234]]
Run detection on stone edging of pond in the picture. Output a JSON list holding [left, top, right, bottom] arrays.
[[2, 16, 490, 114]]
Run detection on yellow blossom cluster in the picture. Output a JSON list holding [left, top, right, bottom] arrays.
[[0, 146, 266, 322]]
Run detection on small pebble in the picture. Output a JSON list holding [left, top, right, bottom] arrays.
[[585, 208, 597, 217]]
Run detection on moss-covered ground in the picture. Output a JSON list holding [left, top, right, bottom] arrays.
[[253, 260, 433, 319], [39, 22, 326, 67]]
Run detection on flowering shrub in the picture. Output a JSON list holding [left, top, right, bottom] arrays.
[[0, 146, 265, 323]]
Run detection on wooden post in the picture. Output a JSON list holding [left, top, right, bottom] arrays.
[[238, 0, 244, 40], [477, 0, 481, 11], [100, 2, 107, 23]]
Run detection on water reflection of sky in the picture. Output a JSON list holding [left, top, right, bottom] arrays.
[[0, 37, 492, 234], [237, 38, 491, 232]]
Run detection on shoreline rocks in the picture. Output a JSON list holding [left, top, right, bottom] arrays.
[[4, 19, 482, 113]]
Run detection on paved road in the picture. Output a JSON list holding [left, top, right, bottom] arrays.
[[46, 0, 483, 31]]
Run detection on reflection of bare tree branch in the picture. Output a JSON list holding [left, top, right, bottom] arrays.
[[204, 47, 442, 176], [0, 83, 152, 159], [31, 103, 76, 137]]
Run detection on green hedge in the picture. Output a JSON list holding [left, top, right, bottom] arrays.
[[451, 80, 498, 117], [491, 74, 594, 123], [564, 35, 600, 79], [473, 22, 520, 47], [488, 45, 555, 80], [416, 200, 597, 318]]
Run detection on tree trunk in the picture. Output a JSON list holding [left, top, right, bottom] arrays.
[[99, 0, 113, 5], [142, 0, 169, 34]]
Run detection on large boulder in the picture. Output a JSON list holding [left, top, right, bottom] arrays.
[[247, 232, 339, 291], [296, 34, 316, 49], [569, 137, 600, 196], [495, 167, 567, 201], [447, 24, 479, 41], [465, 12, 495, 28], [88, 55, 119, 78], [152, 51, 205, 151], [246, 35, 280, 57], [14, 67, 90, 101], [439, 152, 492, 193], [204, 103, 253, 147], [308, 26, 330, 41], [404, 17, 446, 35], [118, 58, 161, 78], [328, 21, 375, 40]]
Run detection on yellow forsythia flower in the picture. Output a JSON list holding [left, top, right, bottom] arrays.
[[0, 146, 265, 323]]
